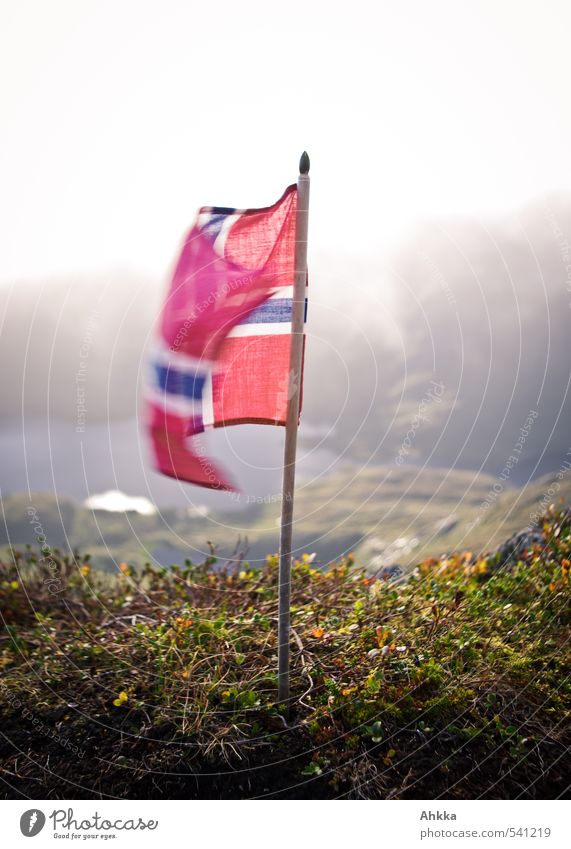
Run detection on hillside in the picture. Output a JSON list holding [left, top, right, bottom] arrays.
[[2, 463, 570, 571], [0, 506, 569, 799]]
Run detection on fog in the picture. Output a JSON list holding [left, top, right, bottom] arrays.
[[1, 195, 569, 513]]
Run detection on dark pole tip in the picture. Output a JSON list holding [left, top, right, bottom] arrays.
[[299, 151, 310, 174]]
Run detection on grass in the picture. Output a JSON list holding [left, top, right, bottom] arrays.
[[0, 506, 569, 799]]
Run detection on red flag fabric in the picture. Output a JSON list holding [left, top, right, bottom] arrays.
[[144, 185, 305, 490]]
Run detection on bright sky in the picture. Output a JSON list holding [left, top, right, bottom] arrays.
[[1, 0, 571, 279]]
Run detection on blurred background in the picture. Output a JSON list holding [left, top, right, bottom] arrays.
[[1, 0, 570, 569]]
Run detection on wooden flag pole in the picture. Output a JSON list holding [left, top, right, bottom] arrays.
[[278, 151, 310, 706]]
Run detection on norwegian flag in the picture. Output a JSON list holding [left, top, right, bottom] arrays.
[[145, 185, 306, 490]]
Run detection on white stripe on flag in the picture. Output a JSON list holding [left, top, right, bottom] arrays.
[[150, 341, 215, 373], [144, 387, 202, 418], [202, 371, 214, 427], [227, 322, 294, 338], [268, 284, 308, 299], [269, 285, 294, 299], [214, 214, 241, 255]]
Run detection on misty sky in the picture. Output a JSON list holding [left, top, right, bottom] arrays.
[[3, 0, 571, 280]]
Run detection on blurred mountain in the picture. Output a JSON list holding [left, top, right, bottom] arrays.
[[2, 464, 570, 572]]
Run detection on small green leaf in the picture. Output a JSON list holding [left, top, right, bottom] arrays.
[[302, 762, 322, 776], [367, 721, 384, 742]]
